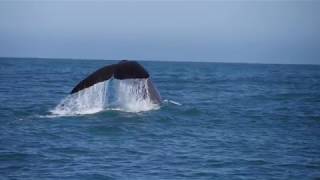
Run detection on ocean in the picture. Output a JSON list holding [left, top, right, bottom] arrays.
[[0, 58, 319, 179]]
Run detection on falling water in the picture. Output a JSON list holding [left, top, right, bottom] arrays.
[[50, 81, 109, 115], [51, 79, 159, 116], [114, 79, 159, 112]]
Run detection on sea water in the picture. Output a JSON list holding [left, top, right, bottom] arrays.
[[0, 58, 320, 179]]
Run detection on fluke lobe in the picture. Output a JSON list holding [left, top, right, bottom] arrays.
[[70, 60, 161, 104]]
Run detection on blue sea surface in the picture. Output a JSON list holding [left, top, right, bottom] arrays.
[[0, 58, 320, 179]]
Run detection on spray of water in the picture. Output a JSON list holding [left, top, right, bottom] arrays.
[[50, 79, 160, 116], [50, 81, 109, 115], [115, 79, 159, 112]]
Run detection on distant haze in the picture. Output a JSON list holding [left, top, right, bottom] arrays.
[[0, 1, 319, 64]]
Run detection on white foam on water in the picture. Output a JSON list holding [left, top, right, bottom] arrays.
[[50, 78, 160, 116], [163, 99, 182, 106]]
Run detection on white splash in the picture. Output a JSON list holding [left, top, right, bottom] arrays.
[[163, 99, 182, 106], [50, 78, 160, 116], [50, 81, 109, 116], [114, 79, 160, 112]]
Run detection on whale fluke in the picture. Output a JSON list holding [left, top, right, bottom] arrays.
[[114, 60, 149, 80], [71, 64, 116, 94], [70, 60, 161, 104]]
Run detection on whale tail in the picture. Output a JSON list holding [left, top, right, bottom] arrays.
[[70, 60, 161, 104]]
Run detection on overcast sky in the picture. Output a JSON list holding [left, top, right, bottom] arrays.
[[0, 1, 319, 64]]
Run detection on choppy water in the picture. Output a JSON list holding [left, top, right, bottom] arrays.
[[1, 58, 320, 179]]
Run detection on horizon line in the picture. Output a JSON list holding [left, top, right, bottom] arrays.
[[0, 56, 319, 66]]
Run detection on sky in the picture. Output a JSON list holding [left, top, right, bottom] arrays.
[[0, 1, 319, 64]]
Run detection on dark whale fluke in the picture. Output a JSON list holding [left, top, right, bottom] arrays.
[[70, 60, 161, 104]]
